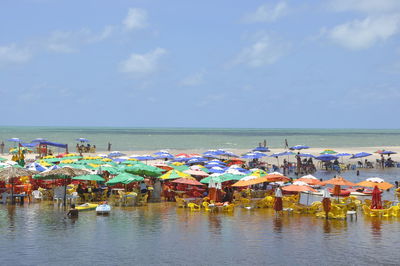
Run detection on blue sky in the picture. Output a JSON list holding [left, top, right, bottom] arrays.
[[1, 0, 400, 128]]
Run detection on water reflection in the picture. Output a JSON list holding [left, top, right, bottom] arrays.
[[208, 214, 222, 235], [273, 217, 283, 234], [370, 218, 382, 239]]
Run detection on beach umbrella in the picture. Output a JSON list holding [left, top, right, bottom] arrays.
[[187, 158, 207, 164], [282, 181, 317, 193], [297, 175, 322, 186], [265, 172, 290, 182], [108, 151, 126, 157], [379, 150, 397, 155], [270, 151, 295, 157], [0, 167, 38, 182], [297, 153, 315, 158], [155, 153, 174, 159], [25, 162, 47, 172], [131, 155, 156, 161], [7, 138, 21, 142], [159, 170, 190, 180], [274, 188, 283, 213], [253, 146, 270, 152], [172, 178, 204, 186], [322, 176, 356, 198], [184, 169, 209, 177], [72, 174, 105, 182], [322, 189, 331, 219], [200, 173, 243, 184], [76, 138, 89, 142], [357, 177, 393, 190], [106, 173, 144, 186], [241, 153, 263, 159], [336, 153, 352, 157], [320, 149, 337, 154], [208, 167, 226, 173], [315, 154, 339, 161], [290, 145, 310, 150], [350, 152, 372, 159], [249, 169, 267, 177], [371, 186, 382, 209], [124, 164, 163, 177], [232, 175, 269, 187]]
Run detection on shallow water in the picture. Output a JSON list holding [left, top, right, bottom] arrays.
[[1, 200, 400, 265]]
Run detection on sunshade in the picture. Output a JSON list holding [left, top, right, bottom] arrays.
[[232, 175, 269, 187], [350, 152, 372, 159], [124, 163, 163, 177], [357, 179, 393, 190], [200, 173, 243, 184], [282, 183, 317, 192], [315, 154, 339, 161], [184, 169, 209, 177], [253, 146, 270, 152], [106, 173, 144, 186], [172, 178, 204, 186], [265, 173, 290, 182], [0, 167, 38, 182], [320, 149, 337, 154], [72, 174, 105, 182], [159, 170, 190, 180], [290, 145, 310, 150], [34, 167, 89, 180], [322, 176, 356, 186]]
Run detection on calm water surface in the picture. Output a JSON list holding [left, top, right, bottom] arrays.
[[1, 202, 400, 265]]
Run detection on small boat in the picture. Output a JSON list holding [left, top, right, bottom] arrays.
[[76, 203, 98, 211], [96, 204, 111, 215]]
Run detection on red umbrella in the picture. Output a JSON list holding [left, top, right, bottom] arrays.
[[371, 185, 382, 209], [172, 178, 204, 186]]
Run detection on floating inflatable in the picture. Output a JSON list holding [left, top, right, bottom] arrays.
[[96, 204, 111, 215], [76, 203, 98, 211]]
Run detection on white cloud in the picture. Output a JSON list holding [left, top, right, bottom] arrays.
[[329, 0, 400, 14], [180, 72, 204, 87], [231, 34, 287, 67], [243, 1, 288, 23], [120, 48, 166, 76], [0, 44, 31, 67], [123, 8, 148, 30], [328, 15, 400, 50], [45, 26, 114, 53]]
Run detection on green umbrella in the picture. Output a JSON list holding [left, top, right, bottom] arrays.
[[320, 149, 338, 154], [0, 157, 7, 161], [200, 173, 243, 184], [169, 165, 189, 172], [124, 164, 163, 177], [106, 172, 144, 186], [100, 166, 121, 175], [72, 174, 105, 182]]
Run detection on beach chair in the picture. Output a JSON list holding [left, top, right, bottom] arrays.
[[222, 203, 235, 212], [175, 197, 186, 208], [362, 205, 375, 217], [137, 194, 148, 206], [240, 198, 251, 208], [187, 203, 201, 211], [202, 201, 212, 211], [31, 190, 43, 202]]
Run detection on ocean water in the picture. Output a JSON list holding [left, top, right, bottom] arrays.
[[0, 127, 400, 151]]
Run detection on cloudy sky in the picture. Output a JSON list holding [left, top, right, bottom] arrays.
[[1, 0, 399, 128]]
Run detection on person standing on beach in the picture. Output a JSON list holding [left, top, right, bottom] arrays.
[[381, 154, 385, 168], [296, 152, 302, 175], [0, 141, 4, 154], [284, 139, 289, 150], [107, 142, 111, 152]]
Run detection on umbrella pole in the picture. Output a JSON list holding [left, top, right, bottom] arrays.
[[306, 192, 309, 205], [11, 179, 14, 205], [63, 177, 67, 209]]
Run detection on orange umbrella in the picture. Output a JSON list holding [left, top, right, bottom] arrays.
[[282, 185, 317, 192], [232, 175, 268, 187], [264, 173, 290, 182], [357, 181, 393, 190], [322, 176, 356, 186], [297, 178, 323, 186], [172, 178, 204, 186]]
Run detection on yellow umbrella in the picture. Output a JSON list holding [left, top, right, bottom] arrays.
[[60, 159, 75, 164], [159, 170, 190, 180]]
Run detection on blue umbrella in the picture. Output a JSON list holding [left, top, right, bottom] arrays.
[[208, 167, 226, 173], [173, 157, 190, 162], [223, 151, 239, 157], [187, 158, 207, 164], [76, 138, 89, 142], [202, 153, 218, 159], [133, 155, 155, 161], [381, 150, 397, 155], [252, 152, 268, 157], [270, 151, 295, 157], [290, 145, 310, 150], [156, 153, 174, 159], [350, 152, 372, 159], [7, 138, 21, 142], [253, 146, 270, 152], [315, 154, 339, 161], [113, 158, 127, 162], [26, 162, 47, 172], [298, 153, 315, 158], [336, 153, 352, 157], [241, 153, 263, 159], [108, 151, 126, 157]]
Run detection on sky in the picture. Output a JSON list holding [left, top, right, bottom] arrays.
[[1, 0, 400, 128]]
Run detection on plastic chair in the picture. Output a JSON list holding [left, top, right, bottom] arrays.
[[31, 190, 43, 202], [202, 201, 212, 211], [187, 203, 201, 211], [240, 198, 251, 208], [137, 194, 148, 206], [175, 197, 186, 208], [222, 203, 235, 212]]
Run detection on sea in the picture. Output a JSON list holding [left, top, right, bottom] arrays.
[[1, 127, 400, 151]]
